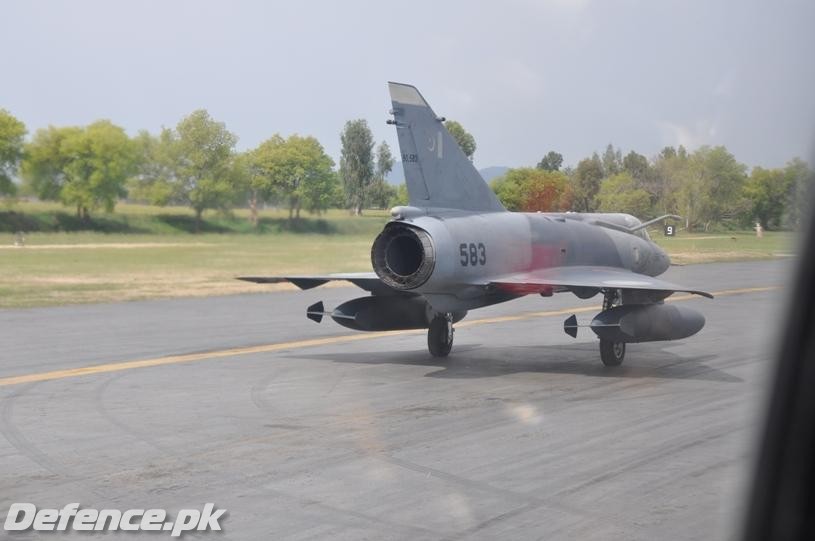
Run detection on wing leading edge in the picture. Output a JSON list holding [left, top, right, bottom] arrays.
[[237, 272, 406, 296], [487, 266, 713, 299]]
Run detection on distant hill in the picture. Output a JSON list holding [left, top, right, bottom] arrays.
[[478, 166, 510, 182], [386, 164, 510, 185]]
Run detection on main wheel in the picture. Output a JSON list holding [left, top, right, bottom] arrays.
[[600, 339, 625, 366], [428, 315, 454, 357]]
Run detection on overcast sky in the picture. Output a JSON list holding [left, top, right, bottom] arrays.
[[3, 0, 814, 170]]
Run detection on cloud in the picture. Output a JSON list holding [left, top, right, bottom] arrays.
[[659, 118, 720, 150]]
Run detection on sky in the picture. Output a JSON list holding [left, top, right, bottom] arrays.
[[3, 0, 814, 171]]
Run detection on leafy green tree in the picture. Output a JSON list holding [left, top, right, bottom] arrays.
[[444, 120, 476, 160], [697, 146, 747, 228], [128, 129, 177, 206], [22, 122, 135, 218], [743, 167, 791, 229], [651, 146, 689, 215], [389, 183, 409, 208], [0, 109, 26, 197], [674, 146, 746, 231], [571, 153, 604, 212], [492, 168, 571, 212], [290, 136, 338, 216], [536, 151, 563, 172], [245, 134, 285, 226], [622, 151, 650, 182], [22, 126, 80, 203], [248, 134, 336, 221], [596, 172, 652, 217], [172, 110, 239, 230], [367, 141, 396, 209], [61, 121, 135, 217], [126, 110, 245, 230], [601, 144, 622, 176], [339, 119, 375, 215]]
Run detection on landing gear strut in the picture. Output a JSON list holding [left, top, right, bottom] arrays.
[[428, 313, 454, 357], [599, 289, 626, 366]]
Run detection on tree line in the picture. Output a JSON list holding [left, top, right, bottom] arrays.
[[0, 108, 403, 231], [1, 107, 812, 231], [492, 144, 812, 231]]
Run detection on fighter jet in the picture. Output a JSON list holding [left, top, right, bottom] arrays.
[[240, 82, 711, 366]]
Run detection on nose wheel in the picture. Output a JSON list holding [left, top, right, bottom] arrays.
[[428, 314, 454, 357]]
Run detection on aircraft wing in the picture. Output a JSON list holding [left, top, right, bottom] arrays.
[[487, 266, 713, 298], [237, 272, 408, 296]]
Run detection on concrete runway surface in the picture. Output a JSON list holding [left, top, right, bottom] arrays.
[[0, 260, 791, 540]]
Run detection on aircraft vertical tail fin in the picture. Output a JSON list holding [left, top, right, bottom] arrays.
[[387, 82, 505, 213]]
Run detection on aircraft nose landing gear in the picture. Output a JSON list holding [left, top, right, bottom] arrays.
[[428, 313, 454, 357]]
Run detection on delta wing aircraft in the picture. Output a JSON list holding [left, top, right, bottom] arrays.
[[241, 83, 712, 366]]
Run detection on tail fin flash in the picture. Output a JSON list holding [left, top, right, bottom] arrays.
[[388, 82, 505, 213]]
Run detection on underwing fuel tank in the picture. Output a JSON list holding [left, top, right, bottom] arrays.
[[311, 296, 466, 332], [590, 304, 705, 343]]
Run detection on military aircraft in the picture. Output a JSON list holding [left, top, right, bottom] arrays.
[[240, 82, 712, 366]]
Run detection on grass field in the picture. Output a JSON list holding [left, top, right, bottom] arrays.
[[0, 201, 798, 308], [651, 230, 795, 264]]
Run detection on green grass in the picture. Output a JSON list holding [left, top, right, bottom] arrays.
[[0, 201, 799, 308], [0, 232, 381, 308], [0, 200, 389, 235], [0, 201, 391, 308], [650, 229, 795, 264]]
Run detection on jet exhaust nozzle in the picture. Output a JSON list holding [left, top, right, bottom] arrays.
[[590, 303, 705, 343], [371, 223, 435, 290]]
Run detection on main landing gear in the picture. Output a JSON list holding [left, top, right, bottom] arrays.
[[428, 313, 454, 357], [599, 289, 626, 366]]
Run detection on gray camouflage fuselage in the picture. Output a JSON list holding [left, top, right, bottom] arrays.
[[377, 208, 670, 313]]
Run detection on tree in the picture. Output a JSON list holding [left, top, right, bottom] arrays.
[[389, 183, 409, 208], [696, 146, 747, 228], [22, 126, 80, 203], [172, 110, 239, 230], [128, 129, 177, 206], [249, 134, 336, 221], [339, 119, 375, 215], [61, 121, 136, 217], [367, 141, 396, 209], [743, 167, 791, 229], [622, 151, 650, 182], [596, 172, 652, 217], [22, 122, 135, 219], [571, 153, 604, 212], [536, 151, 563, 172], [444, 120, 476, 160], [286, 136, 337, 217], [492, 168, 571, 212], [0, 109, 26, 197], [601, 144, 622, 176], [244, 134, 285, 226], [674, 146, 746, 231], [651, 146, 689, 215]]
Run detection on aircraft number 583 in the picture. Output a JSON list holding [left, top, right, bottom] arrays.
[[459, 243, 486, 266]]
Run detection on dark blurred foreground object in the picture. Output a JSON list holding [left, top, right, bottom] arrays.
[[743, 192, 815, 540]]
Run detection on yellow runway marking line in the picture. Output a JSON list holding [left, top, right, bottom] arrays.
[[0, 285, 779, 387]]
